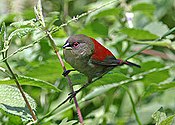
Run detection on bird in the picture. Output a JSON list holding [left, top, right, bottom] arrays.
[[63, 34, 140, 92]]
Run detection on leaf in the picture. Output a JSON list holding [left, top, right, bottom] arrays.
[[0, 22, 9, 53], [152, 107, 175, 125], [10, 19, 37, 28], [159, 82, 175, 90], [8, 28, 35, 41], [82, 65, 173, 101], [130, 39, 173, 48], [132, 3, 155, 16], [59, 118, 77, 125], [0, 75, 61, 92], [120, 28, 158, 40], [152, 107, 167, 125], [142, 68, 170, 85], [144, 22, 169, 37], [91, 72, 129, 87], [82, 84, 116, 101], [78, 21, 108, 38], [144, 82, 175, 97], [160, 114, 175, 125], [34, 0, 45, 27], [25, 59, 64, 82], [0, 85, 36, 121], [95, 8, 121, 18]]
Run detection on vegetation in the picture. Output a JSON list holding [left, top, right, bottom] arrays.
[[0, 0, 175, 124]]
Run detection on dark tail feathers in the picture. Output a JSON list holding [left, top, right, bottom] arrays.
[[124, 60, 141, 68]]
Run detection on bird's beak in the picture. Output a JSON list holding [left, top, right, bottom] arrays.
[[63, 42, 72, 49]]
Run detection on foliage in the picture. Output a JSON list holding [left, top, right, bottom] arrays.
[[0, 0, 175, 124]]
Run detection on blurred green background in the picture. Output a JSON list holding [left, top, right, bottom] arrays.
[[0, 0, 175, 124]]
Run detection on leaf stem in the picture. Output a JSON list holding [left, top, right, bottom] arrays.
[[122, 85, 142, 125], [4, 60, 38, 122], [1, 23, 38, 124], [125, 26, 175, 61]]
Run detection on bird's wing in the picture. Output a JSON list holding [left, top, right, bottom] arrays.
[[91, 56, 121, 66], [90, 37, 121, 66], [90, 38, 140, 68]]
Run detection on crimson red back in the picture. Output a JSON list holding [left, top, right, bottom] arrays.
[[90, 38, 114, 61]]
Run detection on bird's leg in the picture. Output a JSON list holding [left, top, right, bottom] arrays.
[[68, 78, 92, 101], [62, 69, 75, 77], [68, 72, 107, 101]]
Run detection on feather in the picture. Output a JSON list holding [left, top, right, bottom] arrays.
[[90, 38, 114, 61]]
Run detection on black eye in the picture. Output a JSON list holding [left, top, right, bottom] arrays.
[[73, 42, 79, 47]]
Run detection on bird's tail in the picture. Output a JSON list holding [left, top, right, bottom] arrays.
[[124, 60, 141, 68], [116, 59, 141, 68]]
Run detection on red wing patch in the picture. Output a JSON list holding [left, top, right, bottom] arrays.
[[90, 38, 114, 61]]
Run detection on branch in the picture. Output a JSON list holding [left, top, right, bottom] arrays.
[[0, 0, 118, 63], [50, 0, 118, 33], [4, 61, 38, 122], [45, 31, 84, 124], [122, 85, 142, 125], [1, 23, 38, 123], [0, 35, 46, 63], [125, 27, 175, 61]]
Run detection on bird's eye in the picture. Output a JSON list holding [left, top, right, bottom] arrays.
[[73, 42, 79, 47]]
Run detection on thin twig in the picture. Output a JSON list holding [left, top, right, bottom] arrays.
[[38, 94, 71, 123], [4, 60, 38, 122], [0, 0, 118, 63], [125, 27, 175, 61], [122, 85, 142, 125], [50, 0, 118, 33], [1, 24, 38, 123], [45, 31, 84, 124], [38, 70, 108, 122], [0, 35, 46, 63]]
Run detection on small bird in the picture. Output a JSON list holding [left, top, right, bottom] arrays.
[[63, 34, 140, 86]]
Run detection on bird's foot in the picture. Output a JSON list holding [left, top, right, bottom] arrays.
[[68, 90, 78, 102], [62, 69, 75, 77]]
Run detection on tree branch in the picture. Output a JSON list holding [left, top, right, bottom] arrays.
[[45, 31, 84, 124], [125, 27, 175, 61]]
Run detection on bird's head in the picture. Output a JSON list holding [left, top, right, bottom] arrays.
[[63, 34, 94, 57]]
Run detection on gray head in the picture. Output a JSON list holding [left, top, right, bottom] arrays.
[[63, 34, 94, 57]]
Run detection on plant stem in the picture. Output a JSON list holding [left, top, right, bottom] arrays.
[[4, 60, 38, 122], [46, 31, 84, 124], [122, 85, 142, 125], [125, 26, 175, 61]]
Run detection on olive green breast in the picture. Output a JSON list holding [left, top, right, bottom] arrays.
[[63, 49, 114, 80]]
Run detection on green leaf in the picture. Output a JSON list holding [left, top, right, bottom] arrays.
[[34, 0, 45, 27], [142, 68, 170, 85], [83, 84, 116, 101], [152, 107, 175, 125], [0, 75, 61, 92], [120, 28, 158, 40], [25, 58, 64, 82], [144, 22, 169, 37], [152, 107, 167, 125], [130, 39, 173, 48], [0, 85, 36, 121], [159, 82, 175, 90], [60, 73, 87, 86], [78, 21, 108, 38], [132, 3, 155, 16], [160, 114, 175, 125], [8, 28, 35, 41], [59, 118, 77, 125], [95, 8, 121, 18], [144, 82, 175, 97], [10, 19, 37, 28], [92, 72, 129, 87], [0, 22, 9, 53]]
